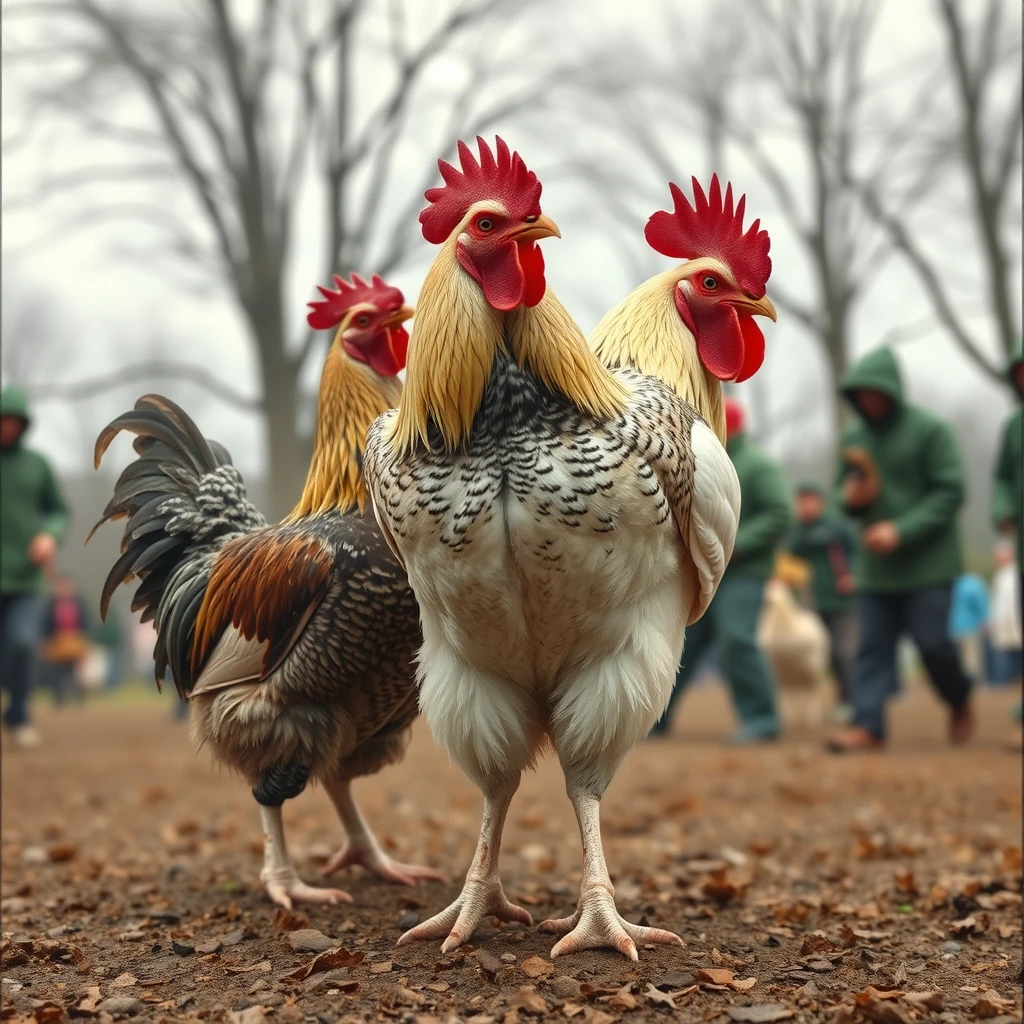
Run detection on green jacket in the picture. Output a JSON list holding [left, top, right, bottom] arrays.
[[786, 509, 857, 612], [992, 345, 1023, 572], [836, 348, 964, 592], [0, 386, 70, 594], [725, 431, 791, 581]]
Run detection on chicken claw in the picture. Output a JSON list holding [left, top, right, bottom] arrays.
[[397, 878, 533, 953], [321, 843, 447, 886], [540, 886, 682, 961], [260, 865, 353, 910]]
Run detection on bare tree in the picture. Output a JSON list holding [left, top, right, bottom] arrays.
[[848, 0, 1022, 384], [4, 0, 590, 516], [585, 0, 952, 435]]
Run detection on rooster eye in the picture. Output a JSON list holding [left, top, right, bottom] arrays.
[[476, 217, 494, 232], [356, 315, 370, 327], [702, 275, 718, 290]]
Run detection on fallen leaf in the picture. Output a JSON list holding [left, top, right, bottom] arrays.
[[224, 960, 273, 974], [801, 934, 841, 956], [284, 947, 364, 981], [695, 968, 735, 986], [972, 995, 1017, 1019], [475, 949, 502, 981], [370, 961, 394, 974], [47, 844, 77, 863], [853, 987, 913, 1024], [607, 985, 638, 1011], [72, 985, 103, 1018], [950, 915, 990, 937], [521, 954, 553, 980], [903, 992, 943, 1012], [427, 981, 450, 992], [33, 1002, 65, 1024], [562, 1002, 584, 1018], [730, 978, 758, 992], [726, 1005, 796, 1023], [111, 972, 137, 989], [228, 1009, 268, 1024], [272, 909, 309, 932], [589, 1013, 617, 1024], [509, 987, 548, 1016], [644, 984, 677, 1009], [580, 985, 622, 1001]]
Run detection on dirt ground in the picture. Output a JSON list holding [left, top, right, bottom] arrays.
[[2, 680, 1021, 1024]]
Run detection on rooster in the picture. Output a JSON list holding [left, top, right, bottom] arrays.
[[93, 274, 444, 909], [364, 138, 776, 960]]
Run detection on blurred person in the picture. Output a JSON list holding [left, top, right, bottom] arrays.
[[948, 572, 989, 685], [0, 385, 69, 747], [651, 399, 789, 744], [826, 348, 973, 753], [785, 481, 858, 716], [991, 343, 1022, 750], [92, 610, 126, 689], [988, 541, 1022, 686], [39, 576, 90, 707]]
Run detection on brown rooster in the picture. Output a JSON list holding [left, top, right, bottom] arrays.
[[364, 139, 775, 959], [93, 274, 443, 908]]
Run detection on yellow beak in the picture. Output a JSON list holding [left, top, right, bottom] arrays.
[[508, 214, 561, 243], [381, 304, 415, 328], [731, 293, 777, 321]]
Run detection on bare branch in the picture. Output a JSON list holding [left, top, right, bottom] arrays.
[[26, 360, 261, 410]]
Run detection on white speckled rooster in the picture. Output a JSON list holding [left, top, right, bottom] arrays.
[[364, 139, 776, 959]]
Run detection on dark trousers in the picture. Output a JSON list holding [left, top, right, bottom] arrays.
[[0, 593, 43, 728], [851, 585, 971, 739], [819, 609, 857, 704], [652, 575, 779, 737]]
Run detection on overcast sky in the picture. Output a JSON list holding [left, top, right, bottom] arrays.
[[2, 0, 1020, 514]]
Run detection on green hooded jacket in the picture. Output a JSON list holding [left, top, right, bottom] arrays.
[[992, 344, 1023, 572], [725, 431, 792, 581], [836, 348, 964, 592], [0, 386, 70, 593]]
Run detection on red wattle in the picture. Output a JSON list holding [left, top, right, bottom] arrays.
[[457, 240, 525, 311], [734, 315, 765, 383], [695, 306, 745, 381], [518, 241, 547, 307], [344, 333, 403, 377], [388, 325, 409, 371]]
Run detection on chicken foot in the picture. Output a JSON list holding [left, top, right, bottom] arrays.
[[540, 790, 682, 960], [321, 779, 446, 885], [259, 804, 352, 910], [397, 781, 531, 952]]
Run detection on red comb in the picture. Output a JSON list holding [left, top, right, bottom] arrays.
[[419, 136, 542, 244], [306, 273, 404, 331], [645, 175, 771, 297]]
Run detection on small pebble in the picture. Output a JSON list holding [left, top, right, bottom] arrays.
[[98, 996, 144, 1016], [287, 929, 334, 953], [941, 941, 962, 954], [221, 928, 247, 947], [500, 953, 517, 962], [397, 911, 419, 930], [171, 941, 194, 956], [550, 976, 581, 999], [248, 980, 269, 994]]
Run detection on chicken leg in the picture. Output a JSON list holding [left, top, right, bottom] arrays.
[[259, 804, 352, 909], [321, 779, 446, 885], [540, 786, 682, 960], [397, 779, 532, 952]]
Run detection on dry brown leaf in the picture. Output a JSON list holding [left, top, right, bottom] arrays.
[[224, 959, 272, 974], [33, 1003, 65, 1024], [726, 1005, 796, 1023], [694, 968, 735, 986], [801, 934, 841, 956], [272, 908, 309, 932], [607, 986, 637, 1011], [475, 949, 503, 981], [371, 961, 394, 974], [712, 947, 750, 968], [730, 978, 758, 992], [562, 1003, 584, 1018], [509, 987, 549, 1016], [972, 995, 1018, 1019], [949, 915, 990, 937], [521, 955, 553, 980], [47, 844, 77, 863], [968, 961, 1010, 973], [580, 985, 622, 1001], [644, 984, 677, 1009], [284, 946, 363, 981], [903, 992, 943, 1012], [853, 987, 913, 1024], [588, 1012, 617, 1024], [228, 1009, 269, 1024], [110, 972, 137, 989]]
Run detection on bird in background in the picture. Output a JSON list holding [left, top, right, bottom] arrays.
[[364, 137, 776, 959], [92, 274, 446, 910]]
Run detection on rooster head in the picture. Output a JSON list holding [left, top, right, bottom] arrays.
[[419, 136, 559, 311], [645, 175, 775, 383], [306, 273, 414, 377]]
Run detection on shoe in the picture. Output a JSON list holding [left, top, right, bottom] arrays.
[[11, 725, 41, 749], [949, 703, 974, 745], [825, 726, 883, 753], [726, 727, 779, 746]]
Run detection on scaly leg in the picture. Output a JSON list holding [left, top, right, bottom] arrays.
[[321, 779, 446, 885], [540, 789, 682, 961], [259, 803, 352, 910], [397, 779, 531, 952]]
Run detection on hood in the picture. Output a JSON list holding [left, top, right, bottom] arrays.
[[0, 385, 31, 426], [841, 347, 903, 407]]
